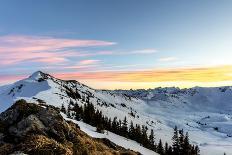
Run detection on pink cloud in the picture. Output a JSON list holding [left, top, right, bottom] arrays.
[[0, 74, 27, 84], [0, 35, 116, 65], [79, 59, 101, 65]]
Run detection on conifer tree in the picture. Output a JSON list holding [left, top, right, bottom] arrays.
[[129, 120, 134, 138], [183, 132, 190, 155], [172, 126, 180, 155], [60, 104, 66, 114], [141, 125, 149, 146], [164, 142, 169, 155], [122, 116, 128, 137], [195, 145, 200, 155], [67, 103, 71, 118], [96, 123, 104, 133], [179, 129, 184, 154], [167, 146, 173, 155], [157, 139, 164, 155], [112, 117, 118, 133], [149, 129, 155, 150]]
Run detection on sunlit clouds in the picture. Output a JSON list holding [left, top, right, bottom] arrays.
[[52, 65, 232, 82], [158, 57, 178, 62], [0, 34, 232, 89], [49, 65, 232, 89], [0, 35, 115, 65]]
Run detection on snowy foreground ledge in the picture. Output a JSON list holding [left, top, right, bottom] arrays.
[[61, 113, 159, 155]]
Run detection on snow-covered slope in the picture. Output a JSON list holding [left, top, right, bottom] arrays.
[[0, 71, 232, 155], [62, 113, 158, 155]]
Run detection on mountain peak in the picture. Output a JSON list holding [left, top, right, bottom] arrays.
[[29, 71, 49, 81]]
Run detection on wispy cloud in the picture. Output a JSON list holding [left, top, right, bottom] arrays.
[[67, 49, 158, 57], [0, 35, 115, 65], [112, 49, 157, 55], [0, 35, 157, 67], [79, 59, 101, 65], [63, 59, 101, 71], [158, 57, 178, 62]]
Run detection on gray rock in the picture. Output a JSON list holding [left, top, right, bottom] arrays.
[[9, 114, 45, 137]]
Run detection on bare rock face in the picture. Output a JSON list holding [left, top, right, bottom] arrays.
[[8, 114, 45, 138], [0, 100, 138, 155]]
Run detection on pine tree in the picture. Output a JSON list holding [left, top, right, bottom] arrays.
[[149, 129, 155, 150], [195, 145, 200, 155], [172, 126, 180, 155], [141, 125, 149, 146], [129, 121, 134, 138], [183, 132, 190, 155], [135, 124, 142, 143], [167, 146, 173, 155], [96, 123, 104, 133], [60, 104, 66, 114], [67, 103, 71, 118], [190, 145, 195, 155], [157, 139, 164, 155], [112, 117, 118, 133], [164, 142, 169, 155], [122, 116, 128, 137], [179, 129, 184, 154]]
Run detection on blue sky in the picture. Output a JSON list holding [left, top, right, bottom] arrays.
[[0, 0, 232, 89]]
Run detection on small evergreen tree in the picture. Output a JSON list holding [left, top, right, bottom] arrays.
[[164, 142, 169, 155], [195, 145, 200, 155], [60, 104, 66, 114], [96, 123, 104, 133], [149, 129, 155, 150], [122, 116, 128, 137], [67, 103, 72, 118], [157, 139, 164, 155], [179, 129, 184, 154], [172, 126, 180, 155], [183, 132, 190, 155], [129, 120, 134, 138]]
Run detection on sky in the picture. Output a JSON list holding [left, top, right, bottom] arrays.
[[0, 0, 232, 89]]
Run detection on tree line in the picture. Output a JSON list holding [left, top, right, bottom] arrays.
[[60, 99, 200, 155]]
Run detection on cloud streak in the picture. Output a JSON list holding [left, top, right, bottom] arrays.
[[79, 59, 101, 65], [158, 57, 178, 62], [0, 35, 115, 65], [52, 65, 232, 83], [0, 35, 157, 67]]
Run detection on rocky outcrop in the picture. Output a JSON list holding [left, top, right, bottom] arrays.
[[0, 100, 138, 155]]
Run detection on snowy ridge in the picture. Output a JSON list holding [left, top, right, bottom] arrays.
[[0, 71, 232, 155]]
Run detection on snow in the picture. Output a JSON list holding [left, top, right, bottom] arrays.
[[0, 71, 232, 155], [61, 113, 158, 155]]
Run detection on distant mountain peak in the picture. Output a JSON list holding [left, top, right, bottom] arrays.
[[29, 71, 54, 81]]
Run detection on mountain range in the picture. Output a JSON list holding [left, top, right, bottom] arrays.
[[0, 71, 232, 155]]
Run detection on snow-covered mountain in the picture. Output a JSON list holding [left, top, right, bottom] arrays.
[[0, 71, 232, 155]]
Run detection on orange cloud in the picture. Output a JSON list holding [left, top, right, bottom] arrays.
[[52, 65, 232, 89], [53, 65, 232, 85]]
